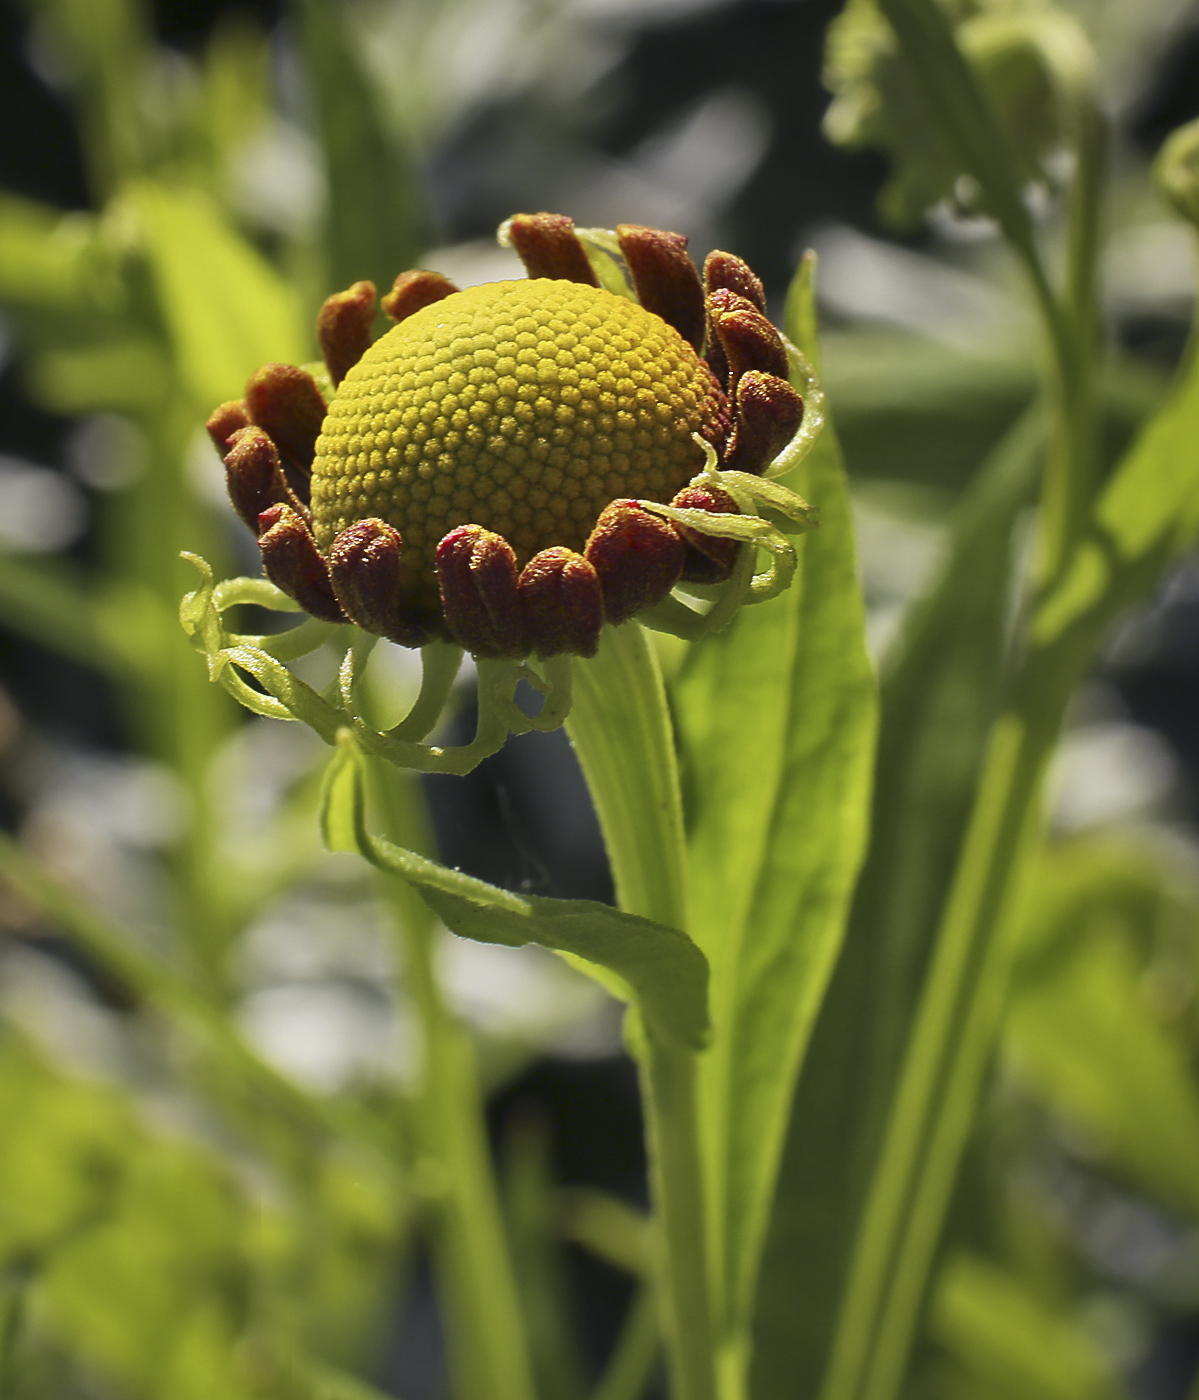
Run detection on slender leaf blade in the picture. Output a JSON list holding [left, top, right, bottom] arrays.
[[322, 735, 709, 1050], [751, 407, 1043, 1395], [672, 255, 876, 1352]]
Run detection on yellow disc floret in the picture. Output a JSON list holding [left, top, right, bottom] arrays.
[[310, 278, 725, 614]]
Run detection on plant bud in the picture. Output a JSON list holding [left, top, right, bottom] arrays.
[[224, 426, 295, 532], [318, 281, 376, 386], [258, 505, 345, 622], [1155, 117, 1199, 228], [585, 500, 684, 625], [504, 213, 599, 285], [617, 224, 706, 351], [245, 364, 328, 502], [725, 371, 804, 475], [381, 269, 459, 324], [519, 548, 604, 657], [671, 484, 742, 583], [436, 525, 527, 658]]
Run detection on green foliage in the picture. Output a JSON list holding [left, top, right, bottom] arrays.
[[2, 1, 1199, 1399]]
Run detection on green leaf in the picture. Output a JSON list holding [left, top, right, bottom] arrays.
[[1007, 844, 1199, 1218], [127, 180, 306, 408], [929, 1254, 1130, 1400], [751, 406, 1043, 1395], [296, 0, 425, 300], [321, 733, 709, 1050], [670, 253, 877, 1360]]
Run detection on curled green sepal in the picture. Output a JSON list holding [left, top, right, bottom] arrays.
[[637, 432, 818, 641], [178, 552, 575, 776], [322, 730, 710, 1050], [767, 341, 827, 480]]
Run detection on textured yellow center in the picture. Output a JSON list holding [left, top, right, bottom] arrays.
[[310, 278, 724, 609]]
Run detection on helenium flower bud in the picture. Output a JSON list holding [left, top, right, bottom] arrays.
[[210, 213, 808, 659]]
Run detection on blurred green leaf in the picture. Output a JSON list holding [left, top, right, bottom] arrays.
[[751, 405, 1042, 1396], [1007, 844, 1199, 1217], [23, 0, 151, 196], [296, 0, 425, 302], [322, 734, 710, 1050], [672, 254, 876, 1363], [128, 180, 305, 408], [929, 1253, 1129, 1400]]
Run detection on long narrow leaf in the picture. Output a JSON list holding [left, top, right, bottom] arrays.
[[751, 406, 1043, 1395], [321, 733, 709, 1050], [671, 254, 876, 1365]]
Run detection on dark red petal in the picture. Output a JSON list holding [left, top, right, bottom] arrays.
[[671, 484, 742, 583], [244, 363, 327, 503], [435, 525, 527, 658], [725, 371, 804, 475], [616, 224, 705, 351], [317, 280, 376, 386], [519, 548, 603, 658], [703, 250, 766, 313], [207, 400, 250, 453], [584, 499, 685, 625], [223, 426, 296, 533], [257, 504, 345, 623], [714, 307, 790, 390], [506, 213, 599, 285], [703, 289, 760, 389], [328, 519, 429, 648], [381, 269, 459, 324]]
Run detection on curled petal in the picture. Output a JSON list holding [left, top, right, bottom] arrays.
[[207, 400, 250, 453], [725, 371, 805, 475], [703, 287, 760, 388], [329, 519, 429, 648], [519, 548, 603, 658], [436, 525, 527, 658], [714, 306, 790, 391], [671, 484, 742, 583], [318, 280, 376, 386], [585, 499, 684, 625], [224, 426, 298, 533], [244, 363, 327, 503], [382, 269, 459, 324], [503, 213, 599, 285], [616, 224, 705, 351], [703, 251, 766, 313], [257, 504, 345, 623]]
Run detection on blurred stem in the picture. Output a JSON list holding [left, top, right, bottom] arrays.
[[371, 763, 537, 1400], [1039, 99, 1106, 584], [567, 625, 715, 1400], [592, 1284, 659, 1400], [822, 643, 1077, 1400]]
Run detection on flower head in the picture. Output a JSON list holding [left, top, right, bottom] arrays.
[[208, 213, 809, 660]]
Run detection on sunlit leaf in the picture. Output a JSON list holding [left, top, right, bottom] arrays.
[[671, 253, 876, 1359], [322, 734, 709, 1050]]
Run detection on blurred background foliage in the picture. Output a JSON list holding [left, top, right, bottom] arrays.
[[1, 0, 1199, 1397]]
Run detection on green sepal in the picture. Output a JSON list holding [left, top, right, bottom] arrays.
[[321, 731, 710, 1051]]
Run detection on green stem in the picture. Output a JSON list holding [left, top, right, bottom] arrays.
[[592, 1284, 659, 1400], [567, 624, 716, 1400], [371, 763, 537, 1400], [820, 654, 1074, 1400], [391, 639, 464, 740]]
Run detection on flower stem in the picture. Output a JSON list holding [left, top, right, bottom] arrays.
[[371, 762, 537, 1400], [567, 624, 716, 1400]]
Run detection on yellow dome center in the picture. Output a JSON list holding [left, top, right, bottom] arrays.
[[310, 278, 725, 612]]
